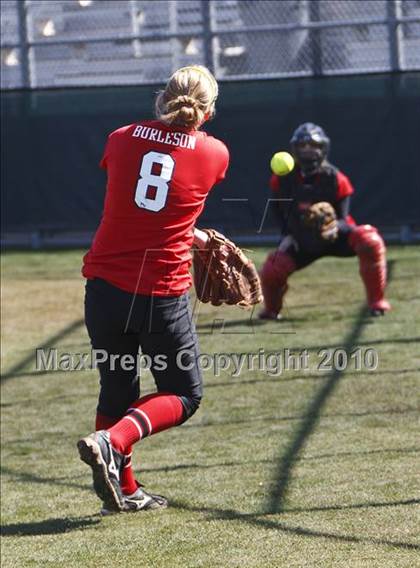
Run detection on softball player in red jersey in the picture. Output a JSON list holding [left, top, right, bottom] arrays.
[[78, 66, 229, 513]]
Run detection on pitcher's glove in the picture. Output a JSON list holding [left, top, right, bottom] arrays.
[[193, 229, 263, 308], [303, 201, 339, 241]]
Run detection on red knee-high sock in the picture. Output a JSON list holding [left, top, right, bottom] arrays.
[[108, 393, 185, 454], [349, 225, 390, 310], [260, 250, 295, 315], [96, 412, 138, 495], [261, 280, 288, 314], [119, 450, 138, 495]]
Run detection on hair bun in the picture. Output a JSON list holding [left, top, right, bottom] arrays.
[[155, 65, 218, 128], [176, 95, 198, 108]]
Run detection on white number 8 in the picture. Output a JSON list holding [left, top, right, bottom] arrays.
[[134, 151, 175, 212]]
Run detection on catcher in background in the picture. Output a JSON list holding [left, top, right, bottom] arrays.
[[259, 122, 391, 320], [78, 65, 260, 515]]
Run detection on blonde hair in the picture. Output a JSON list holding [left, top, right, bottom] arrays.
[[155, 65, 218, 129]]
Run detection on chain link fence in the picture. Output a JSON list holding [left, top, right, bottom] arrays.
[[1, 0, 420, 89]]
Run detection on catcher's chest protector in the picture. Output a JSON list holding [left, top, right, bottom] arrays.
[[280, 165, 338, 208], [280, 165, 338, 220], [277, 165, 340, 249]]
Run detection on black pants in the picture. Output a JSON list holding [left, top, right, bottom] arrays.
[[286, 229, 356, 269], [85, 278, 203, 419]]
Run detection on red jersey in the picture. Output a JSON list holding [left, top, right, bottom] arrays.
[[83, 120, 229, 295]]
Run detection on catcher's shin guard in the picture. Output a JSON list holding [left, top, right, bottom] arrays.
[[259, 251, 296, 317], [348, 225, 391, 313]]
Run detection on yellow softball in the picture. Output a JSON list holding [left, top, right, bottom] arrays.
[[270, 151, 295, 176]]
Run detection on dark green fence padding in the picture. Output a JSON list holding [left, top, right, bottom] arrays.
[[2, 73, 419, 237]]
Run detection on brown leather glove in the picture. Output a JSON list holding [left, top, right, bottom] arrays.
[[193, 229, 263, 308], [303, 201, 339, 241]]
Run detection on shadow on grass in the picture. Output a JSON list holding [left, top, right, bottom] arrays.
[[265, 305, 370, 514], [1, 369, 90, 380], [170, 499, 420, 551], [282, 335, 420, 352], [1, 516, 100, 537], [3, 445, 416, 491], [204, 366, 420, 389], [1, 391, 96, 408], [1, 319, 85, 383], [264, 263, 400, 514], [195, 312, 364, 332], [139, 446, 419, 474], [182, 406, 418, 431], [1, 466, 90, 492], [283, 497, 420, 514], [195, 317, 297, 335]]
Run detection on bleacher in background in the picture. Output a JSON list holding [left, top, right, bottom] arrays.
[[1, 0, 420, 89], [1, 0, 205, 87]]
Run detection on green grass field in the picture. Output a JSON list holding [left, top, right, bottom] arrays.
[[1, 247, 419, 567]]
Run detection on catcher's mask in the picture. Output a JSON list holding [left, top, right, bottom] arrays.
[[290, 123, 330, 176]]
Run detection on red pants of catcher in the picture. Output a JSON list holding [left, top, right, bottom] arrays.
[[260, 225, 391, 316]]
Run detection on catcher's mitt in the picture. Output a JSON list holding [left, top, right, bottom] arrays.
[[302, 201, 338, 241], [193, 229, 263, 308]]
